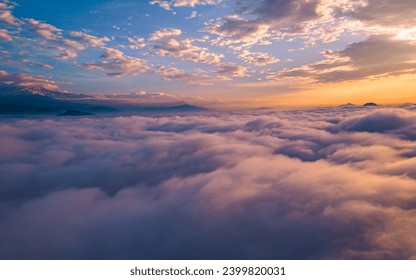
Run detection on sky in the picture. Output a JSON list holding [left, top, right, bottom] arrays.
[[1, 0, 416, 107]]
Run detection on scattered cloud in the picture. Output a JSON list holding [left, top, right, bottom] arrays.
[[127, 36, 146, 49], [82, 47, 150, 77], [150, 0, 222, 11], [69, 31, 110, 47], [27, 19, 62, 40], [214, 65, 247, 77], [149, 0, 172, 11], [149, 37, 224, 65], [186, 11, 198, 19], [238, 50, 280, 66], [0, 28, 12, 41], [149, 28, 182, 41], [173, 0, 222, 7], [154, 65, 229, 84], [0, 70, 60, 90], [351, 0, 416, 28], [0, 1, 20, 25]]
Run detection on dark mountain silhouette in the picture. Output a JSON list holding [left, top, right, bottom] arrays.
[[0, 84, 90, 99], [363, 102, 378, 107], [57, 110, 95, 116], [0, 83, 207, 115], [0, 84, 111, 115]]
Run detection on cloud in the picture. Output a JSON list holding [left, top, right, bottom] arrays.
[[335, 109, 416, 139], [98, 90, 180, 104], [0, 70, 60, 90], [149, 0, 172, 11], [204, 0, 326, 46], [186, 11, 198, 19], [0, 1, 20, 25], [150, 0, 222, 11], [82, 47, 150, 77], [351, 0, 416, 28], [55, 49, 78, 60], [0, 28, 12, 41], [69, 31, 110, 47], [154, 65, 229, 84], [127, 36, 146, 49], [173, 0, 222, 7], [149, 37, 224, 65], [214, 65, 247, 77], [238, 50, 280, 66], [268, 35, 416, 83], [1, 106, 416, 259], [27, 19, 62, 40], [203, 0, 369, 48], [149, 28, 182, 41]]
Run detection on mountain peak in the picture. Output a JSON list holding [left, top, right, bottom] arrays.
[[0, 83, 90, 99]]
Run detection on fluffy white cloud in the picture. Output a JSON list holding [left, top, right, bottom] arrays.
[[1, 106, 416, 259]]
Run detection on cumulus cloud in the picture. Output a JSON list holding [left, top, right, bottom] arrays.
[[1, 106, 416, 259], [27, 19, 62, 40], [150, 0, 222, 11], [149, 37, 224, 65], [0, 70, 60, 90], [149, 0, 172, 11], [214, 65, 247, 77], [127, 36, 146, 49], [203, 0, 368, 48], [149, 28, 182, 41], [0, 1, 20, 25], [82, 47, 150, 77], [204, 0, 328, 46], [154, 65, 229, 84], [268, 35, 416, 83], [238, 50, 280, 66], [173, 0, 222, 7], [0, 28, 11, 40]]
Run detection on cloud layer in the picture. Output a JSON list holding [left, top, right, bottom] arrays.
[[1, 106, 416, 259]]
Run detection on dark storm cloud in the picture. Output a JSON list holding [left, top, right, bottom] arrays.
[[1, 106, 416, 259]]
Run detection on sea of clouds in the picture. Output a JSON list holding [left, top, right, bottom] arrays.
[[1, 105, 416, 259]]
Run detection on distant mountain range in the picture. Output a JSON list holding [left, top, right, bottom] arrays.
[[0, 84, 90, 99], [0, 84, 206, 116]]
